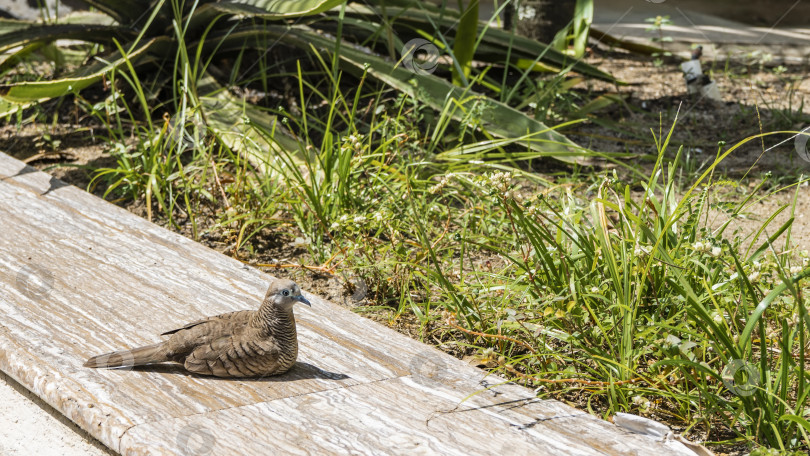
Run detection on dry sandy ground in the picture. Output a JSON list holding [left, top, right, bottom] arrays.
[[0, 372, 113, 455]]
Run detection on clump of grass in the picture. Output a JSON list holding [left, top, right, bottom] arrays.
[[420, 125, 810, 451]]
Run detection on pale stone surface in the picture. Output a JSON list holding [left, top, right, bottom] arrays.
[[0, 371, 114, 456], [0, 151, 690, 455]]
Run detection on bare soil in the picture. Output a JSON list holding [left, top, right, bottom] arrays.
[[578, 50, 810, 255]]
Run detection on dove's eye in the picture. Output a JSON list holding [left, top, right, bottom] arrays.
[[282, 290, 290, 296]]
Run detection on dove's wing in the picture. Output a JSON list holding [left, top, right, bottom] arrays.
[[162, 310, 254, 362], [160, 310, 252, 336], [183, 333, 281, 377]]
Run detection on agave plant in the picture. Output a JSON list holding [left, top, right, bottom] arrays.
[[0, 0, 616, 165]]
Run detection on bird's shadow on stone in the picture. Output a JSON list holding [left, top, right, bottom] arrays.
[[129, 361, 350, 382], [1, 163, 70, 196]]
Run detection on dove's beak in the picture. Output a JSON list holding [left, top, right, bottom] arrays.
[[295, 294, 312, 307]]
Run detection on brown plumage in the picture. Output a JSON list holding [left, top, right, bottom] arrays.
[[84, 279, 311, 377]]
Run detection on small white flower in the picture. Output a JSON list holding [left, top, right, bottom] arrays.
[[330, 222, 340, 230], [590, 286, 599, 293], [711, 246, 721, 257], [487, 171, 513, 193], [518, 5, 536, 20], [632, 396, 651, 411], [353, 215, 366, 225], [790, 266, 802, 274], [748, 271, 760, 282], [291, 237, 310, 247], [693, 241, 704, 252], [428, 177, 450, 195]]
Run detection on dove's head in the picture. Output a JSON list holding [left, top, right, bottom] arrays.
[[264, 279, 311, 310]]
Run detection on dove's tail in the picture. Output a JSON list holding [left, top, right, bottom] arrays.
[[84, 342, 168, 368]]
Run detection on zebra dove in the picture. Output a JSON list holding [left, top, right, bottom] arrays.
[[84, 279, 311, 377]]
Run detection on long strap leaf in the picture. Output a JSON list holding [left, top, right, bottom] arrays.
[[0, 24, 135, 54]]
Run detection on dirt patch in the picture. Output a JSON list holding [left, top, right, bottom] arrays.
[[576, 50, 810, 254], [580, 50, 810, 169]]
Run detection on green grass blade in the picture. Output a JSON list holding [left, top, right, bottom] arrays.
[[451, 0, 478, 86]]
